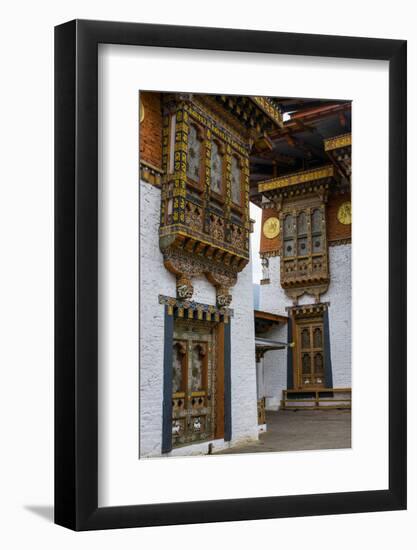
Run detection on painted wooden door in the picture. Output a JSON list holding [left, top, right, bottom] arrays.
[[296, 319, 325, 388], [171, 319, 216, 448]]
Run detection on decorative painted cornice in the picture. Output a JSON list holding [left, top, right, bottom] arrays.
[[324, 133, 352, 152], [258, 165, 334, 193], [189, 100, 249, 154], [286, 302, 330, 317], [158, 294, 233, 321], [251, 96, 283, 128]]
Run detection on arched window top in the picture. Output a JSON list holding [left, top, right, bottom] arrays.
[[283, 214, 294, 237], [313, 326, 322, 348], [312, 208, 322, 234], [301, 328, 310, 349], [297, 211, 307, 236]]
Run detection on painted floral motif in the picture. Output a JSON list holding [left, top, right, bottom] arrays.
[[187, 125, 201, 182], [210, 142, 223, 194]]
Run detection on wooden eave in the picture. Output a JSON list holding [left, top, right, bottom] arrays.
[[254, 310, 288, 324], [258, 165, 335, 193]]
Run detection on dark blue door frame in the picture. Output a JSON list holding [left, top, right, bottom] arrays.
[[161, 308, 232, 453]]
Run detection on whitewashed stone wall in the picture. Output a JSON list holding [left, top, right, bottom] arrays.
[[259, 256, 288, 316], [139, 181, 258, 457], [139, 182, 175, 458], [261, 324, 288, 410], [230, 259, 259, 444], [258, 244, 351, 392], [326, 244, 352, 388]]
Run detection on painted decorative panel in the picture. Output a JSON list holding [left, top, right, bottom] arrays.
[[172, 340, 186, 393], [210, 141, 223, 194], [187, 124, 201, 182], [190, 343, 206, 391]]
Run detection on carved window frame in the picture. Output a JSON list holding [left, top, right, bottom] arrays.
[[280, 200, 328, 288]]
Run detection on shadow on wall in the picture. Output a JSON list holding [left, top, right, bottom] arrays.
[[24, 505, 54, 523]]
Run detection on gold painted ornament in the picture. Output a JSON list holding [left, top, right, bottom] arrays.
[[337, 201, 352, 225], [263, 216, 280, 239]]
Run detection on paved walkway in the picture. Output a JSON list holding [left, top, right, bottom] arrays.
[[216, 409, 351, 454]]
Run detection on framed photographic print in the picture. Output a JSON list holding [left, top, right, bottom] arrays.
[[54, 20, 406, 530]]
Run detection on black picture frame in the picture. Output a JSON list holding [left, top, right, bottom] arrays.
[[55, 19, 407, 531]]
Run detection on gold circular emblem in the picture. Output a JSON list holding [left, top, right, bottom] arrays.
[[263, 217, 280, 239], [337, 201, 352, 225], [140, 100, 145, 123]]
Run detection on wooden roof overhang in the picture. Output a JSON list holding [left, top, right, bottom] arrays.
[[324, 133, 352, 182], [249, 100, 351, 205], [255, 337, 292, 360], [254, 309, 288, 335], [196, 94, 283, 140]]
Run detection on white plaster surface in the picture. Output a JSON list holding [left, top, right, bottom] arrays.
[[139, 181, 175, 457], [139, 180, 258, 457], [261, 324, 288, 410], [229, 258, 259, 443], [326, 244, 352, 388]]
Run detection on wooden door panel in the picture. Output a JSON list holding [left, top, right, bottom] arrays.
[[296, 318, 325, 388], [172, 320, 217, 448]]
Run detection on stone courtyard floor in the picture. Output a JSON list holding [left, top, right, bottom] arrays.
[[216, 409, 351, 454]]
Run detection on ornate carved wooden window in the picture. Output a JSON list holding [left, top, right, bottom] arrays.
[[186, 123, 203, 185], [210, 141, 223, 195], [296, 317, 325, 388], [230, 155, 242, 205], [280, 203, 328, 299], [159, 97, 252, 308]]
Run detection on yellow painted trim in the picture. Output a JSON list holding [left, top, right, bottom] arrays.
[[324, 133, 352, 151], [258, 166, 334, 192]]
